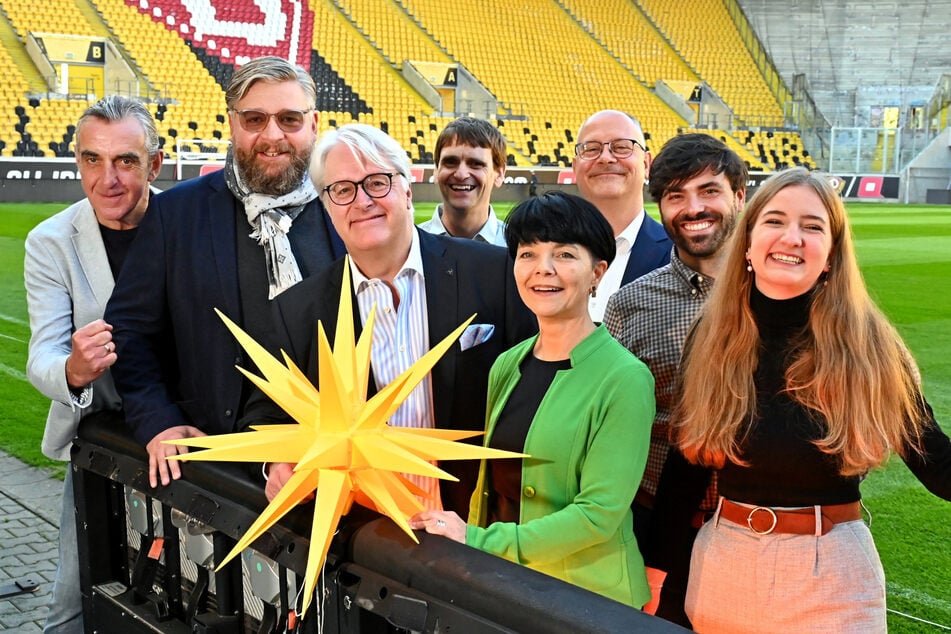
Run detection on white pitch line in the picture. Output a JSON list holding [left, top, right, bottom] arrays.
[[0, 362, 27, 382], [888, 580, 951, 616], [887, 608, 951, 631], [0, 332, 27, 344], [0, 312, 29, 328]]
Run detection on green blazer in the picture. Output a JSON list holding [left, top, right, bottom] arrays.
[[467, 325, 654, 607]]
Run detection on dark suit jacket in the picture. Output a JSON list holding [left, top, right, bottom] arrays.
[[242, 229, 537, 515], [621, 214, 673, 286], [105, 170, 345, 446]]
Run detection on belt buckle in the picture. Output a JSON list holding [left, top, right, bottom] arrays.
[[747, 506, 778, 535]]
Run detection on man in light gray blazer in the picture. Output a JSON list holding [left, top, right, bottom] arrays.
[[25, 95, 162, 634]]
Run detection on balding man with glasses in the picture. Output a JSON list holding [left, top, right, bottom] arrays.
[[106, 56, 345, 488], [572, 110, 672, 321], [241, 124, 536, 516]]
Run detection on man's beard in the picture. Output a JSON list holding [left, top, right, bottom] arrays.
[[235, 142, 312, 196], [672, 205, 739, 259]]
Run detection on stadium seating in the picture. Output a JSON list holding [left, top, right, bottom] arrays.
[[94, 0, 230, 152], [3, 0, 99, 40], [306, 1, 443, 156], [335, 0, 451, 68], [399, 0, 687, 162], [0, 0, 816, 166], [637, 0, 785, 128], [560, 0, 698, 87], [739, 129, 816, 170], [0, 46, 32, 156], [0, 0, 104, 156]]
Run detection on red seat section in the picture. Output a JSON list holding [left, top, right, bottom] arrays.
[[125, 0, 313, 69]]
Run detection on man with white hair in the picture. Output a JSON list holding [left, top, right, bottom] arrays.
[[243, 123, 535, 516]]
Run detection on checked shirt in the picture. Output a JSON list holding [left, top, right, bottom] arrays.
[[604, 248, 718, 511]]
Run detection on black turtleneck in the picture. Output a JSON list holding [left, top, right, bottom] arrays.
[[648, 284, 951, 579], [719, 286, 861, 506], [656, 285, 951, 513]]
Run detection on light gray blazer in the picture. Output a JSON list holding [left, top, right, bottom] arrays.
[[25, 199, 122, 461]]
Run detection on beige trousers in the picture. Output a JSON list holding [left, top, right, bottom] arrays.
[[685, 500, 886, 633]]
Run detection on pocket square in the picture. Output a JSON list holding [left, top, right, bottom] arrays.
[[459, 324, 496, 351]]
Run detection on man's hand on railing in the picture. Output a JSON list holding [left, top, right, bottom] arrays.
[[146, 425, 206, 487], [265, 462, 300, 502]]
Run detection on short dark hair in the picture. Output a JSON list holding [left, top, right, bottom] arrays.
[[648, 133, 747, 203], [435, 117, 507, 170], [504, 191, 616, 264]]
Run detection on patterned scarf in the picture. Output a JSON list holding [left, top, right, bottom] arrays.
[[224, 148, 318, 299]]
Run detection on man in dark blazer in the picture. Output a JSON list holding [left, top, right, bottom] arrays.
[[105, 57, 345, 489], [572, 110, 672, 321], [245, 123, 535, 517]]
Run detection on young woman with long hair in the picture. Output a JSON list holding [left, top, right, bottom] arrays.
[[653, 167, 951, 631]]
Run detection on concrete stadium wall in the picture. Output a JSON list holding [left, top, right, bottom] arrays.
[[739, 0, 951, 127]]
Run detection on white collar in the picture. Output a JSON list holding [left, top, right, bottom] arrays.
[[615, 210, 645, 252], [429, 205, 505, 245]]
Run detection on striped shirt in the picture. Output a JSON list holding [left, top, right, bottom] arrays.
[[350, 230, 442, 510], [603, 248, 718, 511]]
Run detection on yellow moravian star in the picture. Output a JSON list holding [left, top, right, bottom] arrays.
[[164, 257, 526, 617]]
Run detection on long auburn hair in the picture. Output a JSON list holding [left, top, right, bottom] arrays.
[[675, 167, 926, 475]]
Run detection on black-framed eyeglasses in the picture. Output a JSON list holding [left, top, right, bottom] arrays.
[[574, 138, 645, 160], [323, 173, 397, 206], [230, 108, 314, 133]]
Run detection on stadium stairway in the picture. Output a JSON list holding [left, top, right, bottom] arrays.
[[73, 0, 115, 39], [0, 10, 41, 90]]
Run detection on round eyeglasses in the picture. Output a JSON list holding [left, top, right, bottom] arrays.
[[230, 109, 314, 133], [323, 173, 397, 206], [574, 138, 645, 160]]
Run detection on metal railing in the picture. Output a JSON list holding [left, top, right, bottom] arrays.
[[72, 411, 687, 633]]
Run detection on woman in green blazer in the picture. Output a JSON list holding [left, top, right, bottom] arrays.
[[412, 192, 655, 607]]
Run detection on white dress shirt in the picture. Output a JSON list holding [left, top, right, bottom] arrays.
[[589, 210, 645, 322], [349, 231, 442, 510], [417, 205, 508, 247]]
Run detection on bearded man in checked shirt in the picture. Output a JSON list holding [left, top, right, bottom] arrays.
[[603, 133, 747, 627]]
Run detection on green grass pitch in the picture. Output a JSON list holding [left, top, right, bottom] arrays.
[[2, 200, 949, 630]]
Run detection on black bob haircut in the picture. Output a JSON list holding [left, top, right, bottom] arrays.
[[504, 191, 616, 265]]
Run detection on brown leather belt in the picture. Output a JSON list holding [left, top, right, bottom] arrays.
[[718, 499, 862, 536]]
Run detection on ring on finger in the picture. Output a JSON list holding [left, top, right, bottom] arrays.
[[435, 519, 446, 528]]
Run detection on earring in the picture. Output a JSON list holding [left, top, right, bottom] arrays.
[[590, 285, 597, 298], [746, 260, 753, 272]]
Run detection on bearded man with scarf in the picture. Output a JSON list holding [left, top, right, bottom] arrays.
[[106, 56, 345, 489]]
